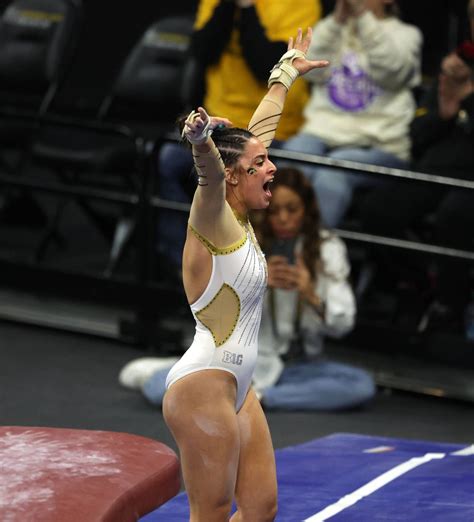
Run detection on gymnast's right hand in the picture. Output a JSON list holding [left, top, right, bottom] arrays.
[[268, 28, 329, 90], [182, 107, 233, 146]]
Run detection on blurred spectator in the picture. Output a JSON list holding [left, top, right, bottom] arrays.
[[280, 0, 423, 228], [361, 0, 474, 337], [156, 0, 321, 273], [120, 168, 375, 410], [252, 167, 375, 410]]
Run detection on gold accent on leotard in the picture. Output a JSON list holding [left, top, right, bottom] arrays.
[[188, 223, 247, 256], [195, 283, 241, 347], [232, 210, 267, 276]]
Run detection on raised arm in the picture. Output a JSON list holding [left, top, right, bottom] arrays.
[[181, 108, 235, 240], [182, 28, 328, 242], [248, 27, 329, 148]]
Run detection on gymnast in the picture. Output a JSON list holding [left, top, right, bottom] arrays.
[[162, 28, 328, 522]]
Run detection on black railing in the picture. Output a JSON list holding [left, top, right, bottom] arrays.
[[0, 131, 473, 346]]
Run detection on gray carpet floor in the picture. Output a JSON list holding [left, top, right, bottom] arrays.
[[1, 320, 474, 455]]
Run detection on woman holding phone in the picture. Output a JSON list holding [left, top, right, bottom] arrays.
[[252, 167, 375, 411]]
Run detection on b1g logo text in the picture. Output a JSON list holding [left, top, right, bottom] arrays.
[[222, 351, 243, 366]]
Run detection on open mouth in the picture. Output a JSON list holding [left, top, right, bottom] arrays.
[[263, 177, 274, 196]]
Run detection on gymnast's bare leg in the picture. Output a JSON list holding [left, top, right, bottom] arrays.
[[164, 376, 276, 522]]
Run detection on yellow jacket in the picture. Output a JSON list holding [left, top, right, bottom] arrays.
[[195, 0, 321, 140]]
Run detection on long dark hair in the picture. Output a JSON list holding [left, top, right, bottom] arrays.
[[254, 167, 323, 280]]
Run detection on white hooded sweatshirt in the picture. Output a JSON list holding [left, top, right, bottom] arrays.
[[302, 11, 423, 161]]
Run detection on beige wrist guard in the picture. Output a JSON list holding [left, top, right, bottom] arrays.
[[268, 49, 305, 90]]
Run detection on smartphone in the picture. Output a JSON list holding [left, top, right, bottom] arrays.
[[270, 238, 297, 265]]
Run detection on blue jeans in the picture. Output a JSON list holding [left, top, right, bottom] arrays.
[[142, 367, 171, 405], [156, 142, 194, 267], [262, 360, 376, 411], [142, 360, 375, 411], [281, 133, 407, 228]]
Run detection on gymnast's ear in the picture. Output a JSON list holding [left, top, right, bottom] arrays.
[[225, 167, 239, 186]]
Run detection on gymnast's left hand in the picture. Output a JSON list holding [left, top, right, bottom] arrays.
[[288, 27, 329, 76]]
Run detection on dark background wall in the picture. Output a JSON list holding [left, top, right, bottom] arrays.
[[71, 1, 198, 104], [52, 0, 199, 113], [0, 0, 199, 113]]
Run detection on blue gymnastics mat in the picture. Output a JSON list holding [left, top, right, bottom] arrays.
[[140, 433, 474, 521]]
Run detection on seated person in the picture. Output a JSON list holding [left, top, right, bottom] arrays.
[[360, 0, 474, 337], [252, 167, 375, 410], [121, 168, 375, 411], [281, 0, 422, 228], [156, 0, 321, 271]]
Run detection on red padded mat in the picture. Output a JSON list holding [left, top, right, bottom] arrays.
[[0, 426, 180, 522]]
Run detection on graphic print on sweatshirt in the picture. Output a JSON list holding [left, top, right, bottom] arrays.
[[328, 52, 381, 112]]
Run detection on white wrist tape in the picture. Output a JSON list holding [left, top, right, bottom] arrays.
[[182, 109, 213, 145], [268, 49, 306, 90]]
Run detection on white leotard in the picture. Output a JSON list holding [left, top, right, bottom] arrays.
[[165, 218, 267, 411]]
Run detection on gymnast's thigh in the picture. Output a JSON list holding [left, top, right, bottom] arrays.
[[163, 370, 241, 505], [233, 388, 278, 519]]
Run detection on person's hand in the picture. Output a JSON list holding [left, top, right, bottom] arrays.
[[438, 75, 461, 119], [293, 254, 312, 295], [267, 256, 298, 290], [438, 53, 474, 120], [182, 107, 232, 145], [286, 27, 329, 76], [267, 254, 313, 293], [441, 52, 472, 82], [438, 74, 473, 119], [267, 256, 295, 289], [235, 0, 254, 7], [268, 27, 328, 90], [267, 254, 324, 315], [294, 254, 325, 315]]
